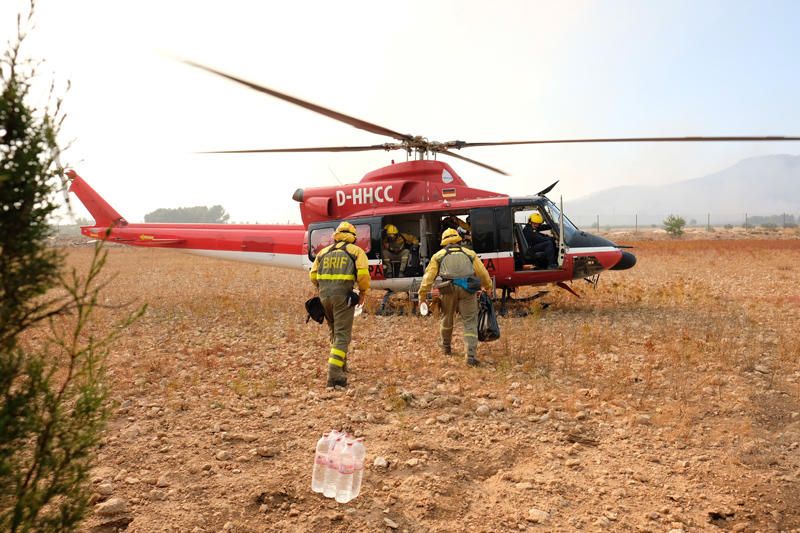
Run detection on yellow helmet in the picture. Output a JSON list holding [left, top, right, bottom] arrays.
[[528, 212, 543, 225], [440, 227, 461, 246], [334, 221, 357, 243], [383, 224, 399, 236]]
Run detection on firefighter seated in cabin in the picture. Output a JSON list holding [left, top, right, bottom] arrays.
[[442, 215, 472, 247], [522, 212, 558, 269], [382, 224, 420, 278]]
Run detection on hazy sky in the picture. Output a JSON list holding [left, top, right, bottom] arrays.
[[3, 0, 799, 223]]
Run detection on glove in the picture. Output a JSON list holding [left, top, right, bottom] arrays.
[[346, 291, 359, 308]]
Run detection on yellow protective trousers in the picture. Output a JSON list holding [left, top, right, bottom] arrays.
[[438, 284, 478, 357], [321, 292, 355, 368], [382, 248, 410, 275]]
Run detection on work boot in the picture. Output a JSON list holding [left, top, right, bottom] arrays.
[[326, 364, 347, 388], [466, 356, 480, 367]]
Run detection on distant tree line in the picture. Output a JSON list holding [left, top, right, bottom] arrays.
[[747, 214, 796, 227], [144, 205, 230, 223]]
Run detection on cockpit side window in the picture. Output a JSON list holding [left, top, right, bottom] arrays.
[[515, 207, 552, 229]]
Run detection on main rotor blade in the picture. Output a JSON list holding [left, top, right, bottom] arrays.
[[453, 135, 800, 148], [198, 144, 399, 154], [181, 60, 413, 143], [439, 150, 509, 176]]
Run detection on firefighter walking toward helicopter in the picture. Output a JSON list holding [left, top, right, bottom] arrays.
[[309, 221, 370, 387], [418, 228, 493, 366]]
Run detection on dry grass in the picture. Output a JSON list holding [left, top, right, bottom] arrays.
[[35, 237, 800, 532]]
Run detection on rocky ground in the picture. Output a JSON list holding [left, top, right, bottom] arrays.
[[50, 235, 800, 532]]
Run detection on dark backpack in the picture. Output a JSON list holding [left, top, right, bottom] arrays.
[[477, 292, 500, 342]]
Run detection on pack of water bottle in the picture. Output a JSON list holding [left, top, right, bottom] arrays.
[[311, 430, 365, 503]]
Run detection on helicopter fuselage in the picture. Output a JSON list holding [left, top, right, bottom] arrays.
[[68, 159, 635, 294]]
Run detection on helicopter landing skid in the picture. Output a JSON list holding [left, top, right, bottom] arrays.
[[376, 289, 394, 315], [498, 287, 549, 316]]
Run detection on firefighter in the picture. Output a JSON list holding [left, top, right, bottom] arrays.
[[309, 221, 370, 387], [523, 212, 557, 269], [417, 228, 493, 366], [381, 224, 419, 277], [442, 215, 472, 246]]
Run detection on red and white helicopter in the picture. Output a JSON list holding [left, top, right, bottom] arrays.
[[67, 61, 800, 306]]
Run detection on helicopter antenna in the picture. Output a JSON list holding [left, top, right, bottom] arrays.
[[327, 166, 343, 185], [537, 180, 560, 197]]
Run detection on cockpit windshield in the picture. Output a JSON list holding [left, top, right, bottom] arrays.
[[543, 200, 579, 241]]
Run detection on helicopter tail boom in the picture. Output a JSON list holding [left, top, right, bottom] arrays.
[[66, 171, 309, 271]]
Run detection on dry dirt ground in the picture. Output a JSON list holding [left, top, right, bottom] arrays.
[[55, 235, 799, 532]]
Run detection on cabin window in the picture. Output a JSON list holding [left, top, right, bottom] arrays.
[[493, 207, 513, 251], [469, 207, 513, 253], [309, 228, 334, 258], [309, 224, 371, 259], [469, 209, 496, 252], [354, 225, 372, 252]]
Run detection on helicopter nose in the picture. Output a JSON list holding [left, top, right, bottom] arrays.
[[610, 250, 637, 270]]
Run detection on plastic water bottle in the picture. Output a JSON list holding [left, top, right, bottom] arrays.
[[351, 438, 366, 498], [311, 432, 330, 493], [335, 442, 356, 503], [323, 437, 342, 498]]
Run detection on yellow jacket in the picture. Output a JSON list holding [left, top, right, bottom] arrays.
[[310, 242, 370, 294], [417, 245, 492, 300], [382, 233, 419, 253]]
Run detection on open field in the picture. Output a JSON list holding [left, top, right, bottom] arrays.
[[48, 238, 800, 532]]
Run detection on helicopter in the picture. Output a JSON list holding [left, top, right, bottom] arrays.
[[67, 60, 800, 307]]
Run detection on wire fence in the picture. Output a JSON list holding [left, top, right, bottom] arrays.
[[569, 212, 799, 231]]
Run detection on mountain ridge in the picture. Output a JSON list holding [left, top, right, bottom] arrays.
[[566, 154, 800, 226]]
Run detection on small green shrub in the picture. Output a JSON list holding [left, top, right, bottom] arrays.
[[663, 214, 686, 237]]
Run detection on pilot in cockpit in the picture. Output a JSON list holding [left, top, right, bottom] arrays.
[[523, 212, 557, 269]]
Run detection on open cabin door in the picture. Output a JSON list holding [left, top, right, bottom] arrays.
[[558, 196, 566, 266]]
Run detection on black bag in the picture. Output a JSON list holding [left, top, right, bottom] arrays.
[[305, 296, 325, 324], [477, 292, 500, 342]]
